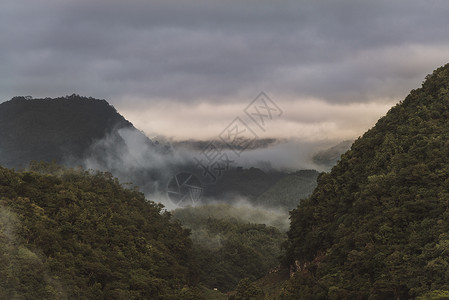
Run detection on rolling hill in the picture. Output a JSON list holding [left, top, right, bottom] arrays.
[[0, 94, 156, 169]]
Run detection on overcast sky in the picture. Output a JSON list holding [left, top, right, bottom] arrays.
[[2, 0, 449, 141]]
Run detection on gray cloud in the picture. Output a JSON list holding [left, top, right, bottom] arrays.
[[1, 0, 449, 138]]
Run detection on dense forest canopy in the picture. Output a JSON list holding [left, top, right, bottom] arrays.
[[173, 204, 286, 292], [0, 162, 202, 299], [284, 64, 449, 299], [0, 162, 290, 299]]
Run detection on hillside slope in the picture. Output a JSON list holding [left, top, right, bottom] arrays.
[[256, 170, 319, 210], [0, 95, 154, 168], [0, 163, 201, 299], [284, 64, 449, 299], [173, 204, 286, 292]]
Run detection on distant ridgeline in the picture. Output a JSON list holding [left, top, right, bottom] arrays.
[[202, 168, 319, 210], [284, 64, 449, 298], [0, 94, 156, 168], [312, 140, 353, 170], [0, 94, 320, 210]]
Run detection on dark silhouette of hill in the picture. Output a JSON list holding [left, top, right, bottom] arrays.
[[202, 168, 319, 211], [170, 138, 281, 151], [202, 167, 285, 200], [0, 94, 153, 168], [283, 64, 449, 298]]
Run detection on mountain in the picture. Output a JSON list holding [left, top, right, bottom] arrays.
[[284, 64, 449, 299], [0, 95, 318, 211], [0, 95, 179, 198], [170, 138, 281, 151], [0, 94, 156, 169], [312, 140, 353, 169], [0, 163, 202, 299]]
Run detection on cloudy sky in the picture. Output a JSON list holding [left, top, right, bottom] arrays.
[[2, 0, 449, 142]]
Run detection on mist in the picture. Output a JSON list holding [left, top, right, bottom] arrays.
[[220, 138, 341, 172], [80, 127, 191, 203], [176, 198, 290, 230], [77, 126, 338, 210]]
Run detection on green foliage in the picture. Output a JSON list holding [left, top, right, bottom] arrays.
[[0, 164, 196, 299], [418, 290, 449, 300], [203, 167, 286, 202], [234, 278, 264, 300], [173, 203, 290, 231], [201, 168, 318, 211], [173, 205, 286, 292], [252, 266, 290, 300], [284, 63, 449, 298], [197, 285, 228, 300], [256, 170, 319, 210]]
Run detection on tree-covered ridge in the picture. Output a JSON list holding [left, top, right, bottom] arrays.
[[0, 162, 200, 299], [284, 64, 449, 299], [202, 167, 286, 201], [0, 95, 150, 168]]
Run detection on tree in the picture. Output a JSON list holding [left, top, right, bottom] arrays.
[[234, 278, 264, 300]]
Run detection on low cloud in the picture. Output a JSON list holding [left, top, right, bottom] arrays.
[[81, 127, 191, 198], [2, 1, 449, 141], [173, 199, 291, 232], [119, 98, 393, 141], [78, 126, 335, 209]]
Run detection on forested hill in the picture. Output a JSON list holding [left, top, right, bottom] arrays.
[[0, 95, 154, 168], [0, 162, 203, 299], [284, 63, 449, 299]]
